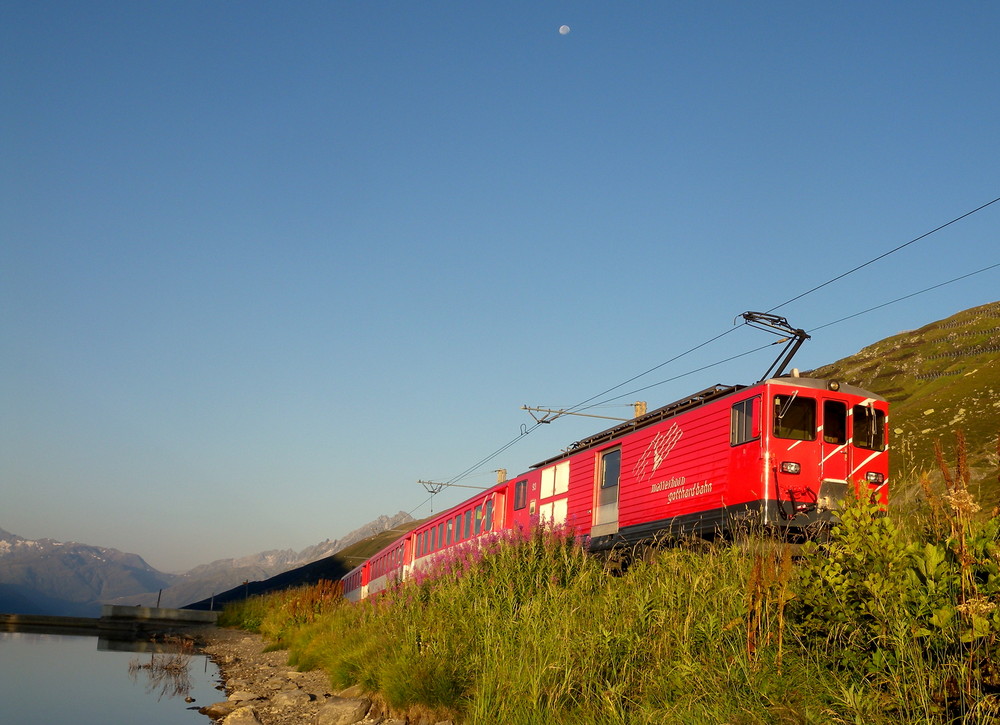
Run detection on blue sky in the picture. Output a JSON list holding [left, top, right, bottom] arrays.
[[2, 2, 998, 572]]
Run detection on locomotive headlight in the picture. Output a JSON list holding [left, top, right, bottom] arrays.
[[828, 380, 841, 391], [866, 472, 885, 484], [780, 461, 801, 474]]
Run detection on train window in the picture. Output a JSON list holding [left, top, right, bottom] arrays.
[[600, 448, 621, 490], [823, 401, 848, 444], [474, 505, 483, 535], [598, 448, 621, 507], [773, 394, 816, 441], [484, 499, 494, 531], [853, 405, 885, 451], [464, 510, 472, 539], [446, 519, 453, 546], [730, 397, 760, 445], [437, 522, 445, 550], [514, 479, 528, 510], [455, 514, 462, 541]]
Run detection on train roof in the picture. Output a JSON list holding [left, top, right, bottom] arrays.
[[765, 375, 887, 401], [531, 375, 886, 469], [532, 383, 743, 469], [410, 479, 508, 532]]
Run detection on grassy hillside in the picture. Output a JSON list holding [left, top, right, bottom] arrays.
[[220, 486, 1000, 724], [809, 300, 1000, 505], [334, 518, 427, 564]]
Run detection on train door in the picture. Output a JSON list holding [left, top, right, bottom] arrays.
[[491, 490, 505, 531], [510, 478, 531, 530], [592, 447, 621, 537], [820, 399, 849, 484]]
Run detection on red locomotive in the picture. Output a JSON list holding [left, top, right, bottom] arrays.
[[343, 313, 889, 601]]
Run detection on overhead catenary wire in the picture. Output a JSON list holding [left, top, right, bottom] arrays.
[[567, 196, 999, 419], [559, 326, 741, 416], [766, 195, 1000, 314], [578, 197, 1000, 413], [807, 261, 1000, 333], [436, 325, 750, 489], [430, 337, 773, 491], [442, 422, 544, 486], [575, 341, 778, 409], [579, 261, 1000, 410], [425, 194, 1000, 493]]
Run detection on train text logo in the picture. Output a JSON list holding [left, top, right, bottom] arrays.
[[633, 423, 683, 482]]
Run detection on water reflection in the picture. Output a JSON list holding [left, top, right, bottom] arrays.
[[128, 636, 196, 701], [0, 630, 220, 724]]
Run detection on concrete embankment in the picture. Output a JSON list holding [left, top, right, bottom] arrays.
[[1, 606, 218, 636], [0, 612, 101, 634]]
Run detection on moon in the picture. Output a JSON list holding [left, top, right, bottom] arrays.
[[558, 25, 571, 35]]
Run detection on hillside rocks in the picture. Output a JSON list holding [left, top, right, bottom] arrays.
[[199, 627, 450, 725], [199, 627, 335, 724], [313, 698, 373, 725], [222, 708, 264, 724]]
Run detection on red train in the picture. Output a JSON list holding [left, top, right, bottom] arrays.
[[343, 314, 889, 601]]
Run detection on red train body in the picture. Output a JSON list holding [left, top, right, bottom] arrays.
[[343, 373, 889, 601]]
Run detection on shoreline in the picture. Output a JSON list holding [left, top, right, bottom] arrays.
[[196, 627, 455, 724], [196, 626, 345, 724]]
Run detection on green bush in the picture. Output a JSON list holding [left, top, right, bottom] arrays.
[[794, 435, 1000, 721]]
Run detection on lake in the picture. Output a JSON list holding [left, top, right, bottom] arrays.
[[0, 631, 222, 724]]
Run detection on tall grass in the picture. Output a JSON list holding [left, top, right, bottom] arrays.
[[222, 433, 1000, 724]]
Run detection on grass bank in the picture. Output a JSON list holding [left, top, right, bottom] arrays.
[[221, 435, 1000, 724]]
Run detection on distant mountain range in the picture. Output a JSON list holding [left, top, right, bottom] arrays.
[[0, 527, 176, 616], [183, 515, 427, 610], [0, 512, 413, 617]]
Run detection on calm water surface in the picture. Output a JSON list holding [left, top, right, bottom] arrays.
[[0, 631, 222, 724]]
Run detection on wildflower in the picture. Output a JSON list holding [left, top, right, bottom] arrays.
[[944, 489, 981, 519], [956, 596, 996, 621]]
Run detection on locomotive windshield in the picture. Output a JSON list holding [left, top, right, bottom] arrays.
[[853, 405, 886, 451], [773, 394, 816, 441]]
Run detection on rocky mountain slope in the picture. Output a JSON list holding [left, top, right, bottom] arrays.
[[184, 516, 428, 610], [0, 526, 176, 616], [108, 511, 415, 608]]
